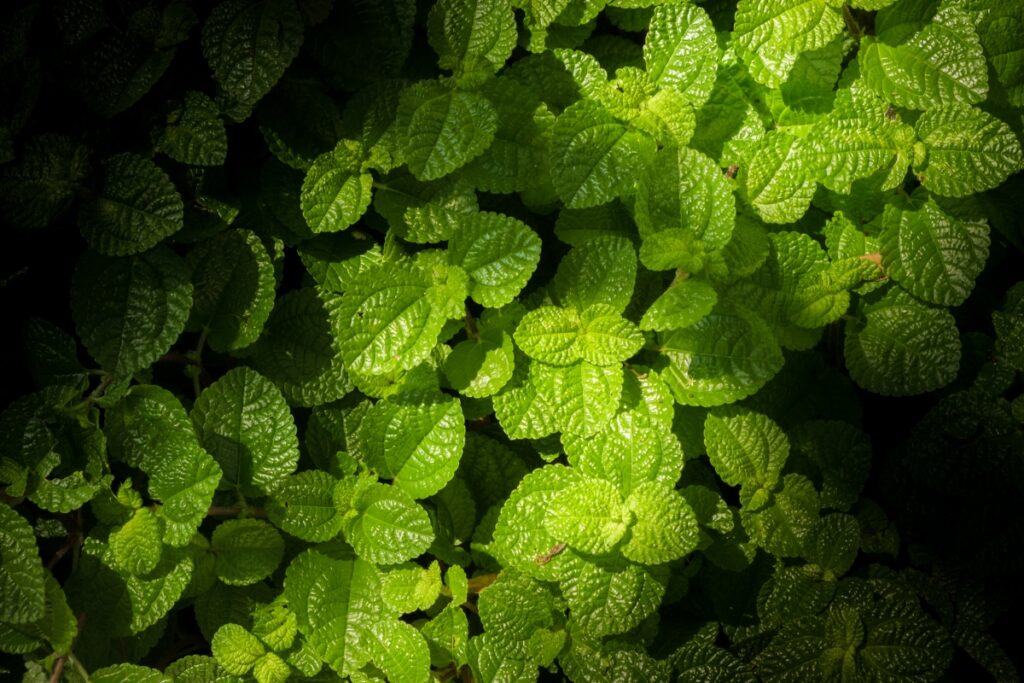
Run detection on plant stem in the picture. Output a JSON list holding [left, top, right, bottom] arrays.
[[48, 655, 66, 683], [843, 5, 862, 38]]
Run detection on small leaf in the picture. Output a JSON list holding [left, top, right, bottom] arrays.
[[640, 279, 718, 331], [267, 470, 345, 542], [211, 519, 285, 586], [79, 153, 184, 255], [703, 408, 789, 491], [554, 235, 637, 314], [448, 212, 542, 307], [0, 503, 45, 624], [109, 507, 163, 576], [155, 91, 228, 166], [212, 623, 265, 675]]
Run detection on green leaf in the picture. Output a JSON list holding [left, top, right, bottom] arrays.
[[576, 305, 644, 365], [554, 235, 637, 314], [805, 513, 859, 576], [740, 131, 816, 224], [251, 594, 297, 650], [0, 503, 45, 624], [0, 134, 90, 230], [71, 246, 192, 377], [149, 442, 223, 548], [373, 170, 478, 243], [790, 420, 870, 511], [268, 470, 345, 542], [859, 6, 987, 109], [563, 411, 684, 496], [492, 464, 580, 581], [465, 76, 555, 193], [301, 139, 373, 232], [164, 654, 243, 682], [109, 507, 163, 576], [202, 0, 304, 107], [546, 360, 625, 436], [477, 570, 557, 645], [801, 84, 915, 194], [428, 0, 517, 77], [380, 561, 442, 614], [740, 473, 819, 557], [20, 318, 87, 391], [212, 623, 265, 675], [550, 99, 656, 208], [443, 312, 516, 398], [703, 408, 789, 492], [673, 642, 758, 683], [493, 360, 561, 440], [254, 288, 350, 406], [560, 551, 667, 638], [123, 545, 194, 633], [364, 619, 432, 683], [211, 519, 284, 586], [337, 262, 448, 377], [635, 146, 736, 254], [79, 153, 184, 255], [879, 197, 989, 307], [544, 477, 631, 554], [643, 4, 718, 105], [253, 652, 291, 683], [422, 604, 469, 667], [343, 480, 434, 564], [448, 212, 542, 307], [191, 367, 300, 497], [155, 91, 228, 166], [187, 228, 276, 352], [90, 664, 171, 683], [845, 291, 961, 396], [284, 549, 388, 677], [658, 304, 784, 407], [621, 481, 699, 564], [360, 394, 465, 499], [260, 76, 344, 171], [733, 0, 844, 87], [514, 306, 580, 365], [397, 80, 498, 180], [914, 104, 1024, 197], [640, 279, 718, 331]]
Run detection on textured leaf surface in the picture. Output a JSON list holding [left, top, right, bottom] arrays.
[[187, 228, 275, 352], [741, 131, 815, 224], [550, 99, 655, 208], [202, 0, 304, 106], [211, 519, 285, 585], [561, 552, 666, 638], [360, 395, 465, 499], [343, 481, 434, 564], [284, 549, 387, 676], [448, 212, 541, 307], [554, 235, 637, 314], [658, 304, 784, 406], [644, 4, 717, 104], [621, 482, 699, 564], [428, 0, 517, 76], [72, 247, 192, 377], [734, 0, 844, 86], [641, 280, 718, 331], [337, 263, 446, 376], [254, 288, 349, 406], [704, 408, 789, 491], [156, 91, 228, 166], [740, 473, 819, 557], [635, 146, 735, 252], [477, 570, 557, 644], [544, 477, 631, 555], [914, 104, 1023, 197], [397, 81, 498, 180], [845, 293, 961, 396], [859, 8, 987, 110], [191, 367, 299, 496], [0, 503, 45, 624], [79, 153, 183, 255], [879, 198, 989, 307], [109, 507, 162, 576], [212, 623, 264, 675], [268, 470, 345, 542], [0, 134, 90, 230], [301, 139, 373, 232]]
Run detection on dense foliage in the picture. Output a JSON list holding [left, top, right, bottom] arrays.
[[1, 0, 1023, 681]]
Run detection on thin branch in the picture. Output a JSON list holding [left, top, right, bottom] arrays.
[[48, 655, 66, 683]]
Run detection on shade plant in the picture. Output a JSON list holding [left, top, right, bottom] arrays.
[[1, 0, 1023, 681]]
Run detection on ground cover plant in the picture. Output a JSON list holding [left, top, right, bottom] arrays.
[[1, 0, 1023, 680]]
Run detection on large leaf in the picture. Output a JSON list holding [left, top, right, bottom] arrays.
[[0, 503, 45, 624], [914, 104, 1023, 197], [191, 367, 300, 497], [644, 4, 718, 105], [658, 304, 784, 407], [301, 139, 373, 232], [211, 519, 285, 586], [202, 0, 304, 107], [703, 408, 789, 492], [550, 99, 656, 208], [359, 394, 465, 499], [71, 247, 192, 377], [79, 153, 183, 255], [733, 0, 845, 86], [544, 477, 631, 555], [448, 211, 541, 307], [397, 80, 498, 180], [859, 7, 987, 110], [342, 481, 434, 564], [155, 91, 228, 166], [427, 0, 517, 77], [879, 197, 989, 307]]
